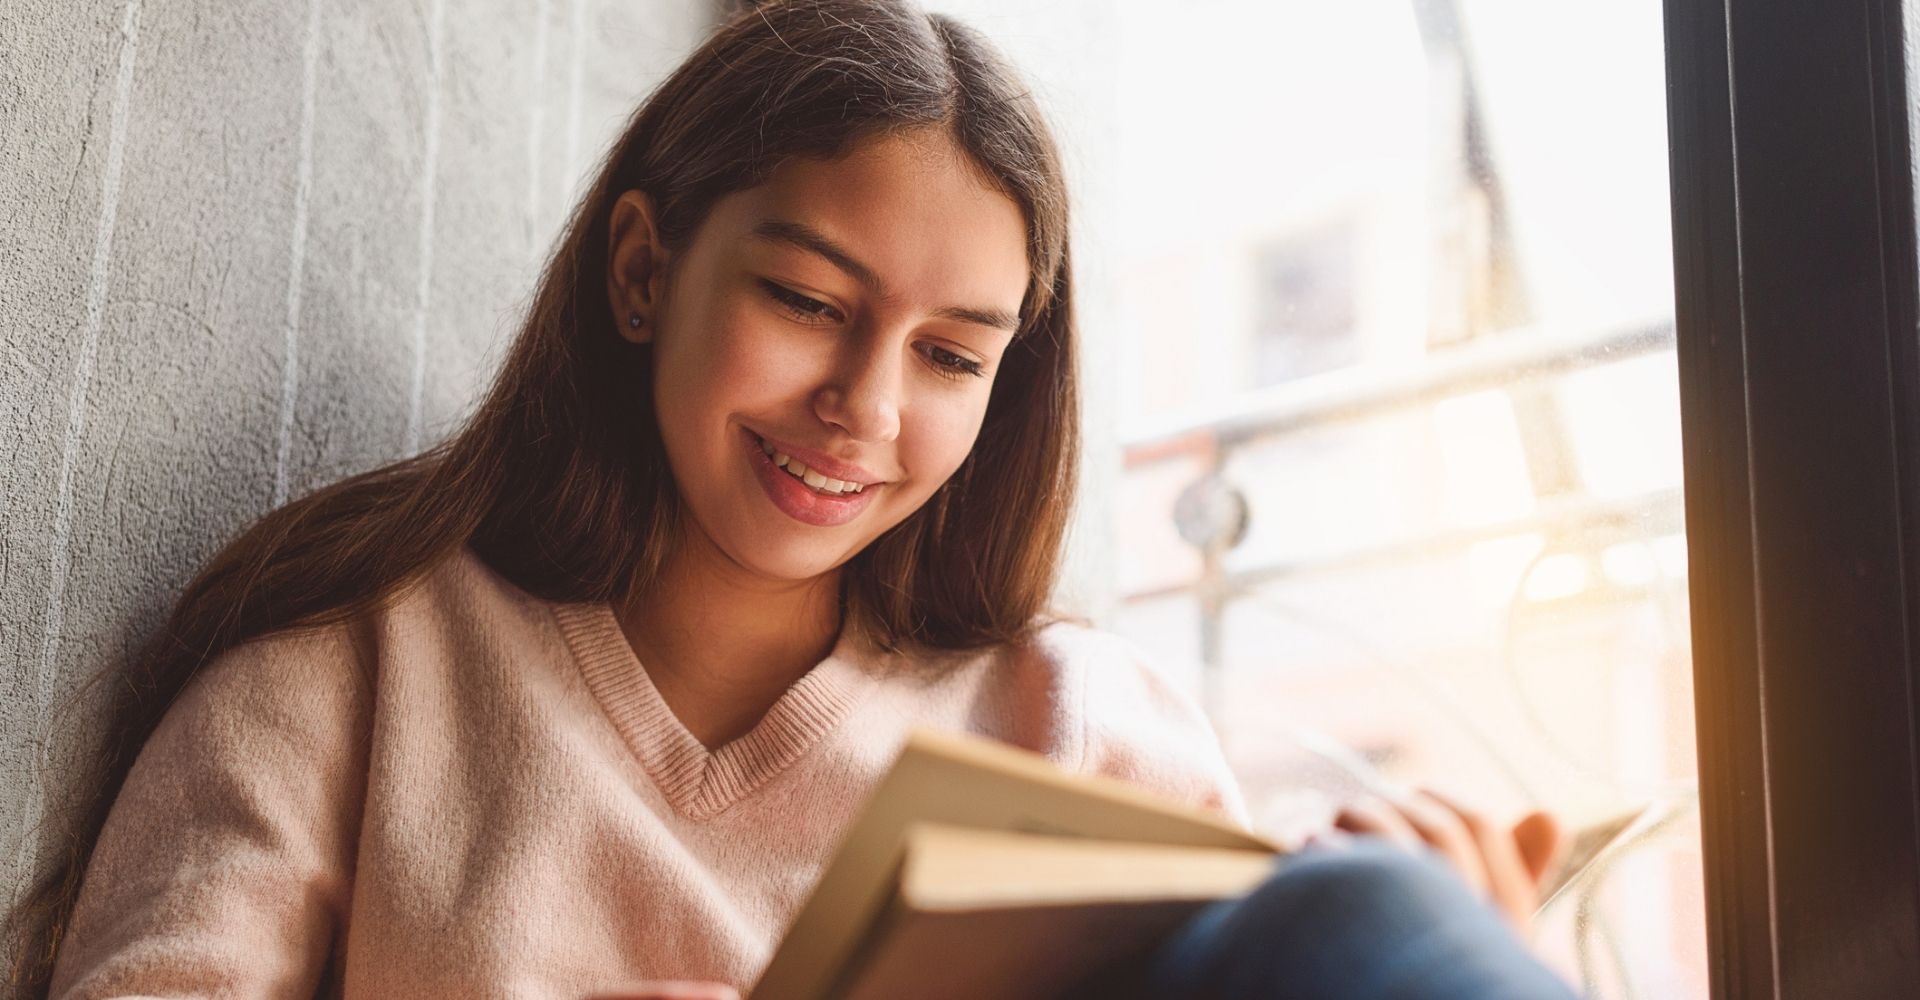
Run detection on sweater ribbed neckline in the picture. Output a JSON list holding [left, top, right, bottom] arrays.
[[551, 602, 875, 819]]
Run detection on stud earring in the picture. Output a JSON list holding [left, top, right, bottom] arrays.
[[628, 314, 643, 329]]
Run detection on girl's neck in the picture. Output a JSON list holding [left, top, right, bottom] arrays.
[[615, 532, 844, 750]]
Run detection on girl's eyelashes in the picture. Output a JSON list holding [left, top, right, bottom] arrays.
[[758, 278, 843, 324], [924, 344, 988, 380], [757, 277, 989, 381]]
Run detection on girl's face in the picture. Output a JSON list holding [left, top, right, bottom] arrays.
[[606, 130, 1030, 584]]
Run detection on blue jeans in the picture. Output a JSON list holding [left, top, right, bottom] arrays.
[[1066, 838, 1580, 1000]]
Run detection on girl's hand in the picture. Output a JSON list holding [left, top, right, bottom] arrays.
[[586, 981, 742, 1000], [1332, 789, 1566, 934]]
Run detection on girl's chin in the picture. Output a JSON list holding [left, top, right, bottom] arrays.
[[747, 556, 847, 585], [720, 529, 866, 584]]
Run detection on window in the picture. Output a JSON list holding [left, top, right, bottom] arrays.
[[1100, 2, 1699, 993], [935, 0, 1920, 995]]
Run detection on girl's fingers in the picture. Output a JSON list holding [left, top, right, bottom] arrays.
[[1338, 793, 1491, 898], [1393, 791, 1491, 899], [1336, 791, 1570, 933], [1334, 796, 1426, 854], [1512, 809, 1568, 885], [1337, 794, 1491, 897], [1336, 790, 1428, 844], [1421, 789, 1537, 931]]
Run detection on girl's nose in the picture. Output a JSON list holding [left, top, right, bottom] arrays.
[[813, 339, 903, 444]]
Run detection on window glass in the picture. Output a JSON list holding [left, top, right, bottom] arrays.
[[931, 1, 1703, 994]]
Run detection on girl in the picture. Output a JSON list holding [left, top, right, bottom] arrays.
[[10, 1, 1574, 997]]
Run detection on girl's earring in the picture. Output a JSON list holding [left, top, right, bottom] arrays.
[[628, 314, 643, 329]]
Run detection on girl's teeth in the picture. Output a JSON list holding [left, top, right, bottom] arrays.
[[757, 436, 865, 495]]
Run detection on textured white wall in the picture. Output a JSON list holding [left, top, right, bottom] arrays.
[[1, 0, 718, 901]]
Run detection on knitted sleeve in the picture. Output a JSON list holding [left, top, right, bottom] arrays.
[[1059, 625, 1251, 830], [49, 623, 372, 999]]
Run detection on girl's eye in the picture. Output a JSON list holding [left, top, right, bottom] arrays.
[[925, 344, 988, 380], [758, 278, 985, 380], [759, 279, 842, 324]]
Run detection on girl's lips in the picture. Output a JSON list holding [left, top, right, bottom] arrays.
[[753, 433, 885, 486], [744, 428, 879, 527]]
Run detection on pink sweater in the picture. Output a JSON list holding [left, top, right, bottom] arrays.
[[50, 546, 1247, 999]]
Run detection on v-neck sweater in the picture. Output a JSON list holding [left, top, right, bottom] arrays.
[[49, 546, 1249, 1000]]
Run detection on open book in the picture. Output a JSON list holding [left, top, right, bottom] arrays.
[[748, 728, 1655, 1000]]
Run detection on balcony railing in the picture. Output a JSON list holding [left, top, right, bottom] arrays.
[[1118, 317, 1680, 711]]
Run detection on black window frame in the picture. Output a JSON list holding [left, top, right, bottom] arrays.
[[1665, 0, 1920, 993]]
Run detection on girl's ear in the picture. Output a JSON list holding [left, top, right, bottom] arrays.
[[606, 189, 670, 345]]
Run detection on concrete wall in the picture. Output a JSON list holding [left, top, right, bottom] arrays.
[[1, 0, 719, 901]]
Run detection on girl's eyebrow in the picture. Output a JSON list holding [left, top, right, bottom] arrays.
[[749, 218, 1022, 334]]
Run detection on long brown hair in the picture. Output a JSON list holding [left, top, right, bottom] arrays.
[[5, 0, 1079, 992]]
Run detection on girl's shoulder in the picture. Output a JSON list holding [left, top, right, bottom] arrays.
[[885, 614, 1152, 667], [891, 617, 1251, 827], [181, 543, 537, 709], [1038, 619, 1250, 827], [882, 616, 1200, 721], [1002, 616, 1200, 716]]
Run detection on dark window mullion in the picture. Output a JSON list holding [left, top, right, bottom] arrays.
[[1667, 0, 1920, 995], [1663, 0, 1775, 994], [1874, 0, 1920, 919]]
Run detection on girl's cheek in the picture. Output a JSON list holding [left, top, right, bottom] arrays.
[[906, 400, 988, 479], [704, 317, 803, 398], [720, 297, 833, 379]]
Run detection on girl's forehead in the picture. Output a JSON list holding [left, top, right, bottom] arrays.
[[765, 132, 1011, 225], [709, 134, 1030, 308]]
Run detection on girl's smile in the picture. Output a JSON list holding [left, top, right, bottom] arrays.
[[743, 426, 883, 527]]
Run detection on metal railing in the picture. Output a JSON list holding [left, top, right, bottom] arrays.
[[1117, 316, 1680, 706]]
